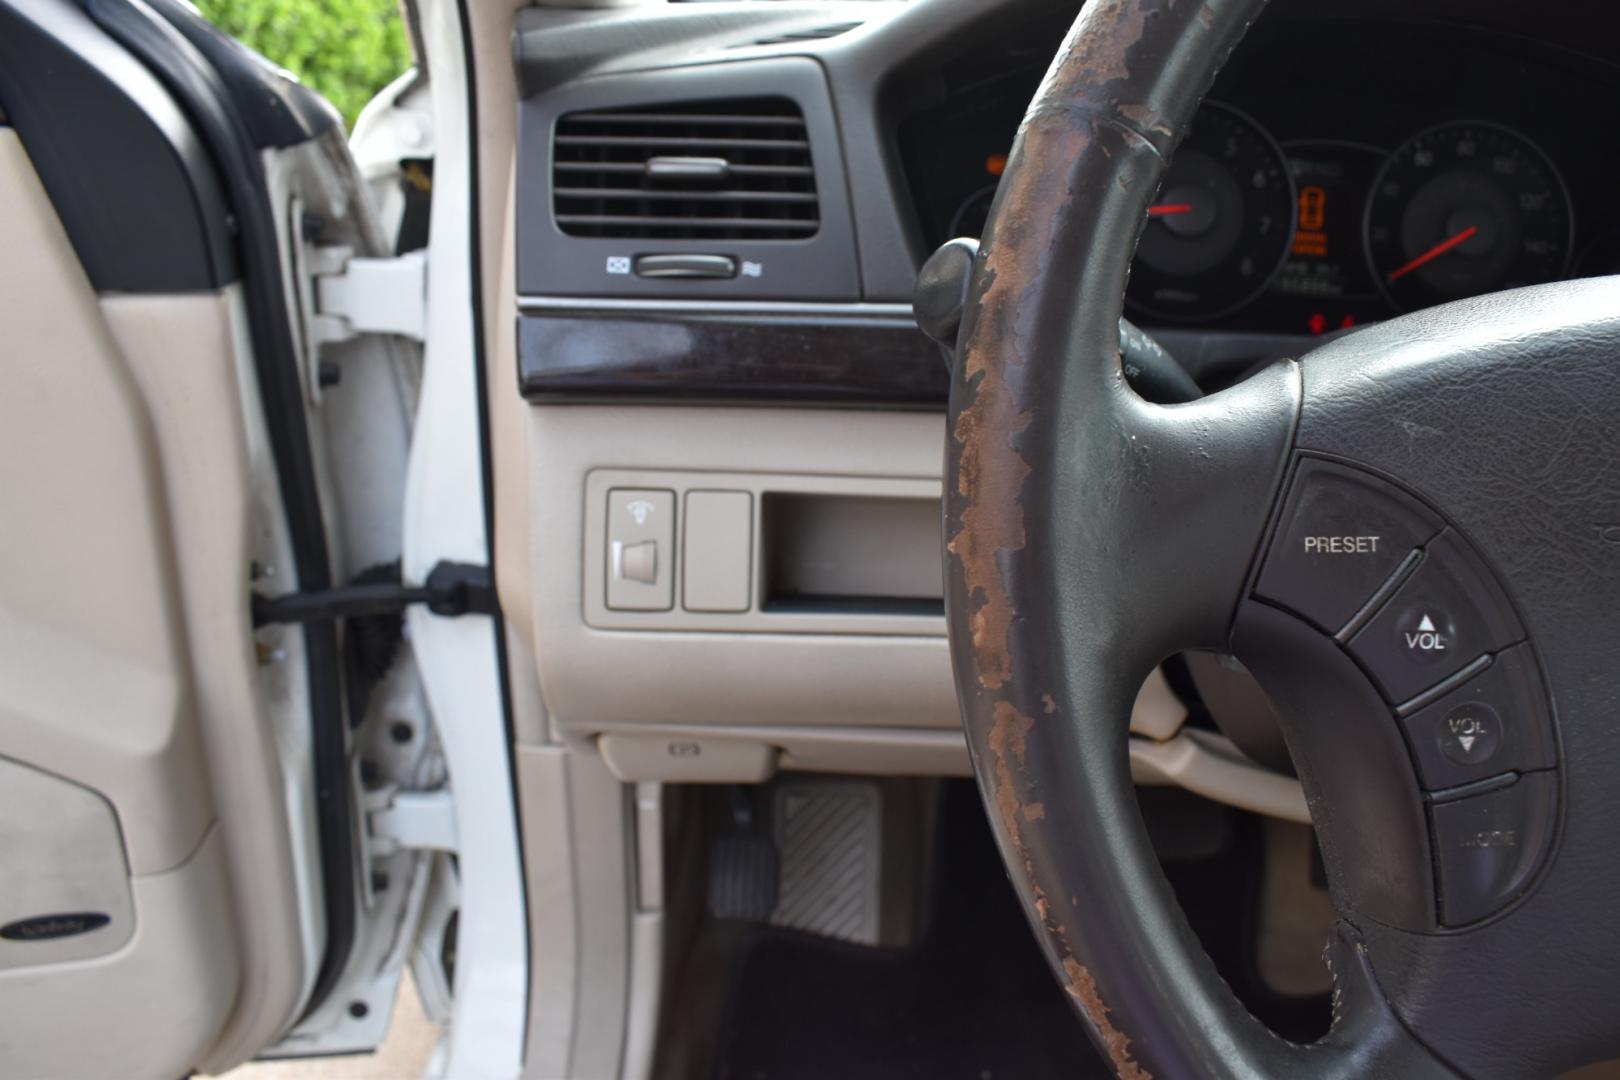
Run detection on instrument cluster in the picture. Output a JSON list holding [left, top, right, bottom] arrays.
[[900, 14, 1620, 335]]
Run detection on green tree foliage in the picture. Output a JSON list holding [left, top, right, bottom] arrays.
[[196, 0, 411, 128]]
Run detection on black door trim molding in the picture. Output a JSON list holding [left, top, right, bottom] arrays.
[[85, 0, 359, 1018]]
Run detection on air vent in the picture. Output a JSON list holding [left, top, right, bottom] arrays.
[[745, 22, 862, 47], [552, 98, 820, 241]]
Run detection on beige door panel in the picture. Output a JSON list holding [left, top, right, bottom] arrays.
[[0, 127, 306, 1074]]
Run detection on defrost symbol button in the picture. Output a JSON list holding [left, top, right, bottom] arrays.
[[605, 488, 675, 612]]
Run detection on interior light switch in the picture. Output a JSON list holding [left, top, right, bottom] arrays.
[[606, 488, 674, 611], [683, 490, 752, 613]]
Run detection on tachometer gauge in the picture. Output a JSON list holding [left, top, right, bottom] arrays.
[[1365, 121, 1572, 312], [1128, 102, 1296, 322]]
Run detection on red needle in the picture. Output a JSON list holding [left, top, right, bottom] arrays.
[[1148, 202, 1194, 217], [1387, 225, 1479, 282]]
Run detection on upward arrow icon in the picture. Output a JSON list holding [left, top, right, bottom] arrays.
[[1417, 614, 1437, 633]]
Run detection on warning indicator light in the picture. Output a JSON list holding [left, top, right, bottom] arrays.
[[1293, 232, 1328, 257], [1299, 184, 1327, 230]]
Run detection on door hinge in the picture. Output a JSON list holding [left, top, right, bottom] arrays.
[[365, 787, 457, 856], [309, 245, 427, 347], [288, 193, 427, 404], [252, 560, 495, 627]]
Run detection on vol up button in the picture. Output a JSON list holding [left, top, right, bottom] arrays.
[[1348, 529, 1524, 704], [1395, 605, 1454, 666]]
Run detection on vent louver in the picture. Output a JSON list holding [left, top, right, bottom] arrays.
[[552, 98, 820, 241]]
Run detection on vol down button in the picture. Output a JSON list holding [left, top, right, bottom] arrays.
[[1256, 459, 1443, 634]]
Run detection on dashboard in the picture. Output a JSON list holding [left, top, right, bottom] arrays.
[[505, 0, 1620, 832], [512, 0, 1620, 400], [900, 13, 1620, 335]]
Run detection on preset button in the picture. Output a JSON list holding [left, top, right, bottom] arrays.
[[1255, 459, 1443, 634]]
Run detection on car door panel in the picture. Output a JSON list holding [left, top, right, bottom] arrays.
[[0, 0, 411, 1071], [0, 123, 248, 1077]]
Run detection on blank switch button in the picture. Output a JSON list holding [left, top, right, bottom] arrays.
[[683, 491, 752, 613]]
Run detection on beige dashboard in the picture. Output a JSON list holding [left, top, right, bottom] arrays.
[[506, 396, 1304, 822]]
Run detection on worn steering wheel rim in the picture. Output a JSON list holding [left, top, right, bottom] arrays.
[[946, 0, 1620, 1077]]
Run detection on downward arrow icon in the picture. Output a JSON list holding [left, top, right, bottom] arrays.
[[1458, 733, 1476, 753]]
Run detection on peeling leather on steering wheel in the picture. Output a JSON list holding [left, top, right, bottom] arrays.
[[949, 31, 1152, 1080], [1064, 958, 1153, 1080], [947, 113, 1088, 691], [943, 2, 1251, 1077], [985, 702, 1035, 847]]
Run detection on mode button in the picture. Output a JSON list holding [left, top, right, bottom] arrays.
[[1430, 772, 1556, 926], [1255, 459, 1443, 634]]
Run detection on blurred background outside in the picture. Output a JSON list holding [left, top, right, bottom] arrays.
[[195, 0, 412, 127]]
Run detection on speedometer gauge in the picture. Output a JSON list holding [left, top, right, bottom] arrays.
[[1128, 102, 1296, 322], [1365, 121, 1572, 312]]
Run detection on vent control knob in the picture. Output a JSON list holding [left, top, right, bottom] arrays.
[[644, 156, 730, 184], [633, 254, 738, 280]]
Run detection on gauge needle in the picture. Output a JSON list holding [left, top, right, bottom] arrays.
[[1387, 225, 1479, 282], [1148, 202, 1194, 217]]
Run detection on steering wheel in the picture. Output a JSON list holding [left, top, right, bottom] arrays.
[[941, 0, 1620, 1076]]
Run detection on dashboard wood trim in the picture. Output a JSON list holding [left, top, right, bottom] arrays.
[[516, 299, 949, 408], [515, 298, 1321, 407]]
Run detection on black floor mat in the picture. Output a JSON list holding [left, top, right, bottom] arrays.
[[710, 783, 1109, 1080], [706, 782, 1330, 1079]]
